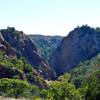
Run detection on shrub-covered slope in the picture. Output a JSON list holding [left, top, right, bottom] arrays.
[[0, 38, 47, 99], [70, 53, 100, 88]]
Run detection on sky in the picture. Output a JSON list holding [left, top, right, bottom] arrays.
[[0, 0, 100, 36]]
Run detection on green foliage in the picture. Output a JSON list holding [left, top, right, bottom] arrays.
[[0, 51, 14, 68], [0, 78, 40, 99], [80, 71, 100, 100], [41, 81, 82, 100], [70, 53, 100, 88], [69, 53, 100, 100], [0, 51, 33, 75], [58, 73, 71, 82], [15, 57, 33, 73], [1, 49, 100, 100], [0, 51, 44, 98]]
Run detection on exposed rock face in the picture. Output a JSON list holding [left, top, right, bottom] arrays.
[[49, 25, 100, 76], [0, 34, 23, 80], [0, 27, 56, 79], [0, 65, 23, 79], [0, 33, 16, 57]]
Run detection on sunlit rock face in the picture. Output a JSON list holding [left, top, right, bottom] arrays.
[[49, 25, 100, 76]]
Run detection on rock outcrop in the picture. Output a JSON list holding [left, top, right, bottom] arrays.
[[49, 25, 100, 76], [0, 33, 16, 57], [0, 27, 56, 79]]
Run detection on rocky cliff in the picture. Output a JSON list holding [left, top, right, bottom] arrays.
[[0, 27, 56, 79], [49, 25, 100, 76], [0, 33, 16, 57]]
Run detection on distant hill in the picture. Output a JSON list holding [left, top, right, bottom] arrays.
[[28, 35, 62, 60], [49, 25, 100, 76]]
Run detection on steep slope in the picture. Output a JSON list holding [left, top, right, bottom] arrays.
[[28, 35, 62, 60], [0, 27, 56, 79], [49, 25, 100, 76], [0, 33, 48, 88], [70, 53, 100, 88], [0, 33, 16, 57], [0, 30, 82, 100]]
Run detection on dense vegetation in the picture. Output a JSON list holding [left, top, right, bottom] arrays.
[[41, 81, 82, 100], [68, 53, 100, 100], [0, 51, 48, 98], [0, 51, 100, 100], [0, 78, 40, 99], [0, 51, 81, 99], [80, 71, 100, 100], [0, 51, 82, 99], [70, 53, 100, 88]]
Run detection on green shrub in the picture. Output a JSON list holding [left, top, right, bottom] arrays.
[[70, 53, 100, 88], [41, 81, 82, 100], [0, 78, 40, 99], [80, 71, 100, 100]]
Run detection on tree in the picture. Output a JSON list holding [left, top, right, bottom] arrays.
[[42, 81, 82, 100], [80, 71, 100, 100]]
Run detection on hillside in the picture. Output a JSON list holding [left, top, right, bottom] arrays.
[[49, 25, 100, 76], [0, 34, 48, 99], [70, 57, 100, 100], [70, 53, 100, 88], [0, 28, 82, 99], [0, 27, 56, 80], [28, 35, 62, 60], [0, 26, 100, 99]]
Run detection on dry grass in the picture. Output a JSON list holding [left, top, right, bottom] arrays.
[[0, 96, 42, 100], [0, 96, 27, 100]]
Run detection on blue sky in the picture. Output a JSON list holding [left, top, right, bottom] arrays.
[[0, 0, 100, 36]]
